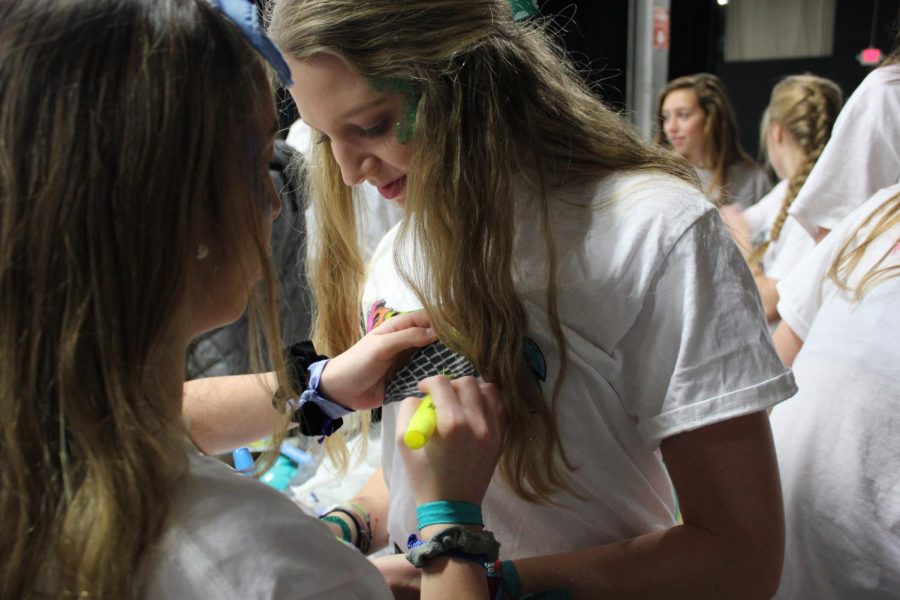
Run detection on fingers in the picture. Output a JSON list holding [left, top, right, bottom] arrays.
[[372, 310, 433, 335], [413, 376, 503, 445]]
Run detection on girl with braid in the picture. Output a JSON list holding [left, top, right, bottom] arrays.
[[737, 75, 843, 323]]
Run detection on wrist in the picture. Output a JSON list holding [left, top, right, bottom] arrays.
[[419, 522, 482, 539], [321, 503, 372, 554]]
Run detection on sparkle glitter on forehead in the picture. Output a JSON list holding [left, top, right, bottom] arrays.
[[371, 78, 420, 144]]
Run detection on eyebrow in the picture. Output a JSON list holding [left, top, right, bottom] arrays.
[[340, 96, 391, 120]]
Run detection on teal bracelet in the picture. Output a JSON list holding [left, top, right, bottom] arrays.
[[416, 501, 483, 529], [321, 515, 352, 544]]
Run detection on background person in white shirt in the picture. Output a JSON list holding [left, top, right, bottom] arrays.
[[770, 184, 900, 599], [657, 72, 772, 209], [787, 30, 900, 244]]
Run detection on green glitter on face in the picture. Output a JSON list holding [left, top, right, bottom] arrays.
[[371, 77, 419, 145]]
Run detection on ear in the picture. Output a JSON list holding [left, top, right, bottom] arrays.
[[770, 122, 784, 144]]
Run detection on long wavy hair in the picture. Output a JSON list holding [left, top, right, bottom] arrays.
[[656, 73, 756, 203], [828, 192, 900, 300], [0, 1, 287, 597], [270, 0, 697, 502], [748, 75, 843, 268]]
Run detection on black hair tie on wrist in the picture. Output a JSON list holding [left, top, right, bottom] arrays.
[[276, 341, 343, 437]]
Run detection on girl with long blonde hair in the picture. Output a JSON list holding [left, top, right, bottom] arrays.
[[1, 0, 503, 597], [214, 0, 796, 596], [738, 75, 843, 323], [769, 185, 900, 598]]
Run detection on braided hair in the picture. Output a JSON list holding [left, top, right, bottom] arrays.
[[749, 75, 843, 268]]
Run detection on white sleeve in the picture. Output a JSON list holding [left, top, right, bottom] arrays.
[[776, 189, 889, 340], [141, 469, 393, 600], [789, 67, 900, 235], [617, 209, 797, 444]]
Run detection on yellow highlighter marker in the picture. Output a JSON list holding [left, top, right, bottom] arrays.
[[404, 395, 436, 449]]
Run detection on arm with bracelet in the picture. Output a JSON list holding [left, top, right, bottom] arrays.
[[182, 311, 436, 454], [319, 468, 391, 554], [394, 375, 507, 599]]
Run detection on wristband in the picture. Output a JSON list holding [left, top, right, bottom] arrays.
[[489, 560, 572, 599], [416, 500, 483, 529], [320, 515, 352, 544], [324, 506, 372, 554]]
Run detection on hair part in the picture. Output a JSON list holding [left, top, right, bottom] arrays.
[[270, 0, 697, 502], [0, 1, 287, 596], [748, 74, 843, 267]]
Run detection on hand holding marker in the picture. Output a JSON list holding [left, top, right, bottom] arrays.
[[404, 394, 437, 449]]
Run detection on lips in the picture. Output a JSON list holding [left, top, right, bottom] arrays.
[[377, 175, 406, 200]]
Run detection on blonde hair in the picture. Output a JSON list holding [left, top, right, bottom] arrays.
[[747, 75, 843, 268], [828, 193, 900, 300], [270, 0, 697, 502], [656, 73, 755, 203], [0, 1, 287, 597]]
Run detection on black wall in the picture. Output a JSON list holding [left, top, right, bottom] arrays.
[[540, 1, 631, 111]]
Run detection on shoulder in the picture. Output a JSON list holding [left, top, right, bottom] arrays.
[[729, 160, 770, 187], [587, 170, 714, 238], [522, 171, 720, 288], [744, 180, 787, 228], [844, 64, 900, 116], [139, 451, 390, 600]]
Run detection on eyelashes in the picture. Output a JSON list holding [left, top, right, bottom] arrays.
[[315, 118, 391, 144], [360, 119, 390, 138]]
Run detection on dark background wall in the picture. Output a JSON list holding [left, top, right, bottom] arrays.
[[539, 1, 631, 111], [669, 0, 900, 157]]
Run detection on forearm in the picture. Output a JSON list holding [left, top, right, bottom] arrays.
[[518, 414, 783, 599], [514, 522, 779, 599], [753, 272, 780, 323], [183, 372, 284, 454]]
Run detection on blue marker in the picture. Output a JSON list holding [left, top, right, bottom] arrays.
[[232, 446, 255, 474]]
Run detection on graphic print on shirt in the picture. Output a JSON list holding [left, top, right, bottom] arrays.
[[367, 300, 547, 404]]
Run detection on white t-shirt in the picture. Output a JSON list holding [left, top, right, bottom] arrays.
[[742, 179, 816, 279], [789, 64, 900, 237], [772, 183, 900, 599], [696, 160, 771, 208], [364, 171, 796, 557], [138, 446, 392, 599]]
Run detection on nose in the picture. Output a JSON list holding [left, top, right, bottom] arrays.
[[664, 118, 678, 137], [330, 140, 379, 186]]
